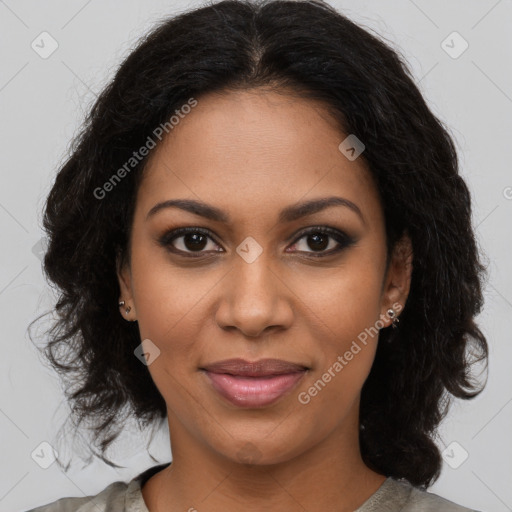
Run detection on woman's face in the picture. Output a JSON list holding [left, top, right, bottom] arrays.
[[118, 89, 410, 466]]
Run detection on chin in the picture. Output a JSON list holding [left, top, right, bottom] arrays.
[[211, 432, 310, 467]]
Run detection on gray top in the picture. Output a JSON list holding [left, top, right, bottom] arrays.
[[26, 463, 481, 512]]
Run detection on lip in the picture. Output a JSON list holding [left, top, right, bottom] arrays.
[[200, 358, 309, 408]]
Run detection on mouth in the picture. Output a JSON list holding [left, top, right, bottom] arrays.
[[199, 358, 309, 408]]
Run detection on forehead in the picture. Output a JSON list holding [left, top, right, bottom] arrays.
[[137, 89, 381, 224]]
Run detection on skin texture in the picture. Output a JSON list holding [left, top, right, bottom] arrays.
[[117, 89, 413, 512]]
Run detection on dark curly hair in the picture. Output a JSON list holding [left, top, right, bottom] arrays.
[[29, 0, 488, 488]]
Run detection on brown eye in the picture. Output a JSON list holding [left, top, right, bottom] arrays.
[[287, 227, 355, 256], [159, 227, 223, 255], [180, 232, 209, 251], [304, 232, 330, 251]]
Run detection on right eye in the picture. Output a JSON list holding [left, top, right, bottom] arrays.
[[159, 227, 224, 257]]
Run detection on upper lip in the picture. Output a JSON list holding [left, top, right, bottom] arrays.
[[200, 358, 309, 377]]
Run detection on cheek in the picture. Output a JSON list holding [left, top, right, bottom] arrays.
[[292, 254, 385, 401], [127, 249, 218, 414], [292, 251, 385, 342], [129, 242, 214, 343], [296, 296, 381, 426]]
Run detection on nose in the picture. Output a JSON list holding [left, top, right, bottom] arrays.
[[215, 255, 294, 338]]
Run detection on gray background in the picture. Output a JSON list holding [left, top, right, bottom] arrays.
[[1, 0, 511, 510]]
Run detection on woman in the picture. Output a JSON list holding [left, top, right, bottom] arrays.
[[28, 0, 488, 510]]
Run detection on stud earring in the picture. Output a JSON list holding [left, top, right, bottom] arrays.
[[387, 308, 400, 329], [118, 300, 131, 315], [119, 300, 138, 322]]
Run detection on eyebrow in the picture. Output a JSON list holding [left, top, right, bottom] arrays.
[[146, 196, 365, 224]]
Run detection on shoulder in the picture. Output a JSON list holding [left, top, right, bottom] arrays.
[[25, 480, 131, 512], [405, 483, 482, 512], [25, 462, 170, 512], [357, 477, 482, 512], [388, 478, 482, 512]]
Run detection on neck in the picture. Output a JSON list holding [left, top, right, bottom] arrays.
[[142, 412, 386, 512]]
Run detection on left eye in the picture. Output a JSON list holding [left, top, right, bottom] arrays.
[[287, 228, 353, 256]]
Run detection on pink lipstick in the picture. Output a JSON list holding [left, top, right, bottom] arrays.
[[200, 358, 308, 408]]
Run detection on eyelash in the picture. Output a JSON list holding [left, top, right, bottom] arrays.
[[158, 226, 355, 259]]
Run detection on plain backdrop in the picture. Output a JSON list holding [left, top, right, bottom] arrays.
[[1, 0, 511, 511]]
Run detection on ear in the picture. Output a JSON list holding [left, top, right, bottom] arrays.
[[380, 234, 413, 327], [116, 249, 137, 321]]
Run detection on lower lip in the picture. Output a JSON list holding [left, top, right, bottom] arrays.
[[202, 371, 306, 408]]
